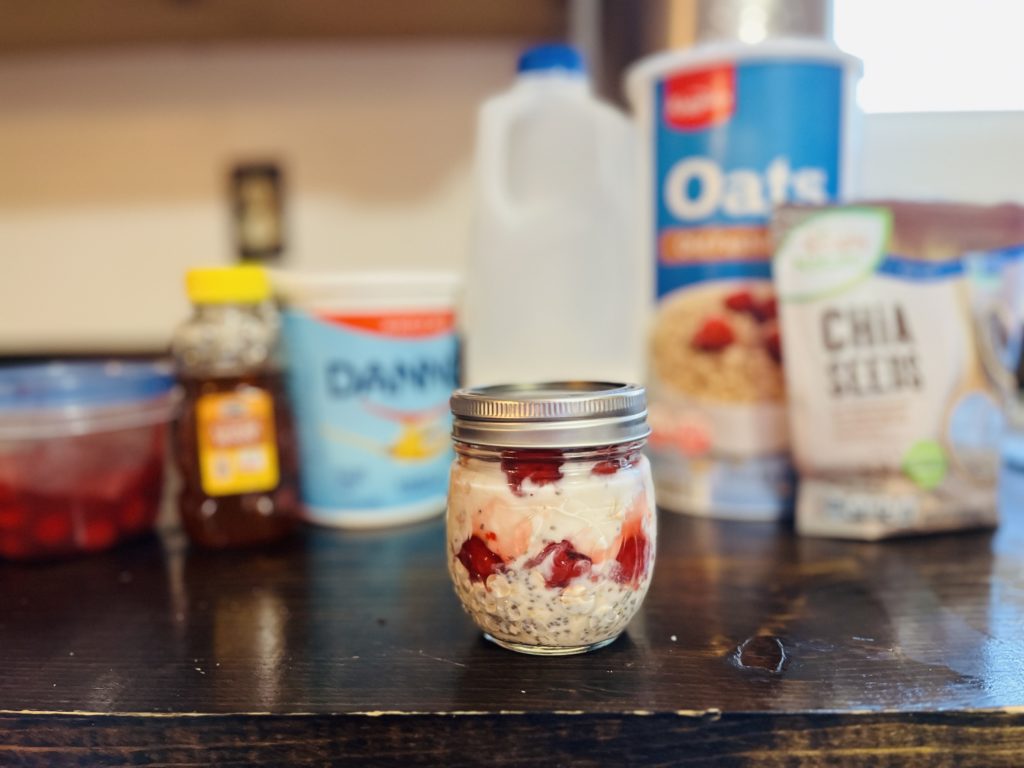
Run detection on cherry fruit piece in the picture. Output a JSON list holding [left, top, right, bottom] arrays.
[[456, 535, 504, 583], [763, 324, 782, 363], [501, 449, 564, 495], [33, 513, 72, 548], [754, 295, 778, 323], [526, 540, 592, 589], [614, 531, 650, 587], [81, 518, 118, 551], [692, 316, 735, 352], [724, 289, 756, 313], [591, 460, 620, 475]]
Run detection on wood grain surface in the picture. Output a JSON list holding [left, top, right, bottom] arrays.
[[1, 469, 1024, 764]]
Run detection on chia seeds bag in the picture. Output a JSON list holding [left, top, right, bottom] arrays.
[[773, 202, 1024, 539]]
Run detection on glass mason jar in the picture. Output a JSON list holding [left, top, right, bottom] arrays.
[[447, 382, 656, 655]]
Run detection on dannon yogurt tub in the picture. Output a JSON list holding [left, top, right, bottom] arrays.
[[274, 272, 460, 528]]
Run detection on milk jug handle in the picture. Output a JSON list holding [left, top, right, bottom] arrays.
[[596, 119, 638, 205], [475, 98, 527, 225]]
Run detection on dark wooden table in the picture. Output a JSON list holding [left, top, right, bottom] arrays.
[[3, 470, 1024, 766]]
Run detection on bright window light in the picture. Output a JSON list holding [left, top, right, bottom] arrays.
[[833, 0, 1024, 113]]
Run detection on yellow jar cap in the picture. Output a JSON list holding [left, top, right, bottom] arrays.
[[185, 264, 270, 304]]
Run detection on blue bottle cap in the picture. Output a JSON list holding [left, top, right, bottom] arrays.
[[517, 43, 586, 75]]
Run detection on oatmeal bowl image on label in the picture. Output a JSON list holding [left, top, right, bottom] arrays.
[[446, 382, 656, 656], [647, 280, 791, 519], [650, 281, 788, 453]]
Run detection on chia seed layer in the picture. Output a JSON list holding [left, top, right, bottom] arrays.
[[449, 551, 652, 648]]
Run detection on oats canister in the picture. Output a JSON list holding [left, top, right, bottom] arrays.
[[627, 36, 861, 520]]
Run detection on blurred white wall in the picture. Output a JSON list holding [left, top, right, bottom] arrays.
[[0, 43, 524, 353], [859, 112, 1024, 204]]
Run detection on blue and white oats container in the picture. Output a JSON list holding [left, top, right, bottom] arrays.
[[274, 272, 460, 528], [626, 3, 861, 520]]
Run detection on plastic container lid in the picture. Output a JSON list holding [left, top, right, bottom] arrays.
[[517, 43, 586, 76], [272, 271, 460, 312], [0, 361, 176, 439]]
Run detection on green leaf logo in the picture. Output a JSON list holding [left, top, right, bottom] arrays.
[[775, 207, 892, 303]]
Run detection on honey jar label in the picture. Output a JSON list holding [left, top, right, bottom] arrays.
[[196, 388, 279, 496]]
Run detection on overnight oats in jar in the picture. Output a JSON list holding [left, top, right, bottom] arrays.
[[447, 382, 656, 655]]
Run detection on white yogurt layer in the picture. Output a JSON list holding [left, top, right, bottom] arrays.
[[447, 454, 657, 650], [448, 456, 655, 563]]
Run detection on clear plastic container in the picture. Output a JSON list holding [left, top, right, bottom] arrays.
[[0, 361, 175, 560], [447, 383, 656, 655], [462, 44, 644, 387]]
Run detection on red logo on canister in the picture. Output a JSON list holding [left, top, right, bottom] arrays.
[[664, 66, 736, 130]]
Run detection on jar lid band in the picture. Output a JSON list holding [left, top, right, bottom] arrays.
[[450, 382, 650, 449]]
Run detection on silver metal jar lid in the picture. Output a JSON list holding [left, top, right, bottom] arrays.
[[450, 382, 650, 449]]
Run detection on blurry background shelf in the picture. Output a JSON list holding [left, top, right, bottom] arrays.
[[0, 0, 569, 53]]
